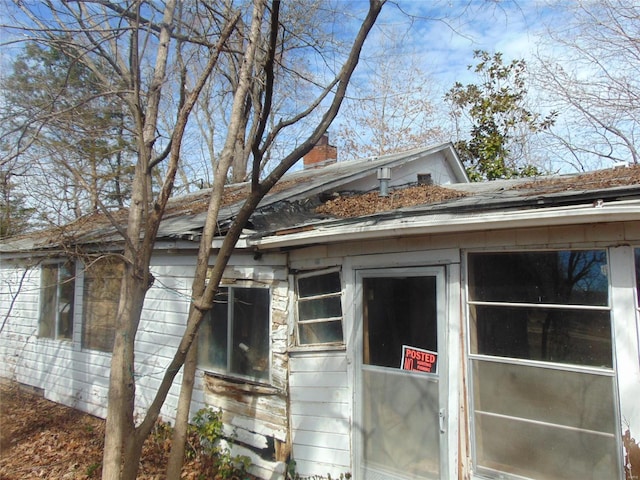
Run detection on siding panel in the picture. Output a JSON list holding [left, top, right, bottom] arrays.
[[289, 351, 352, 477]]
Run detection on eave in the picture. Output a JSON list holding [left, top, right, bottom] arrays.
[[247, 198, 640, 250]]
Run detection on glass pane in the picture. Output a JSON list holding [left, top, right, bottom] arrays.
[[470, 305, 612, 367], [57, 261, 75, 339], [82, 258, 122, 351], [363, 368, 440, 479], [475, 414, 619, 480], [38, 265, 57, 338], [472, 360, 616, 433], [198, 290, 229, 371], [298, 271, 341, 297], [472, 360, 620, 480], [231, 288, 269, 380], [468, 251, 609, 306], [299, 320, 343, 344], [298, 295, 342, 320], [363, 277, 437, 368], [635, 248, 640, 305]]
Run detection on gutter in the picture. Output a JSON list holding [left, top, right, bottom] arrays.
[[247, 200, 640, 250]]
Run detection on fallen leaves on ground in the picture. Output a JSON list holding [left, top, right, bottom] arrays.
[[0, 383, 253, 480]]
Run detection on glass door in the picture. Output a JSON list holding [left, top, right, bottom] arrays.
[[356, 268, 447, 480]]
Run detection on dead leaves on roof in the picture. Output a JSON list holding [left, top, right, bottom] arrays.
[[515, 164, 640, 194], [315, 184, 468, 218]]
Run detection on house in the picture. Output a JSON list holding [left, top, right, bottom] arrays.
[[1, 140, 640, 480]]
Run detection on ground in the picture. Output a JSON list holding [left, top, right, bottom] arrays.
[[0, 383, 253, 480]]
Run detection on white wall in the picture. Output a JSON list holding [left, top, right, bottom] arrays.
[[289, 351, 352, 477], [340, 151, 458, 193], [0, 254, 201, 421], [0, 262, 40, 384], [287, 221, 640, 480]]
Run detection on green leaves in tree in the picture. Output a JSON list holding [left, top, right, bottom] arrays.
[[446, 50, 557, 181]]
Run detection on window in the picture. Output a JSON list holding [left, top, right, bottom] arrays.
[[296, 269, 344, 345], [635, 248, 640, 307], [198, 287, 270, 381], [467, 250, 621, 479], [82, 257, 123, 352], [634, 248, 640, 364], [363, 276, 437, 367], [39, 260, 75, 340]]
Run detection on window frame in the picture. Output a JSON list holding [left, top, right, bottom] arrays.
[[81, 256, 124, 352], [465, 248, 622, 480], [634, 247, 640, 365], [38, 259, 76, 341], [198, 284, 272, 383], [466, 248, 613, 369], [294, 267, 345, 348]]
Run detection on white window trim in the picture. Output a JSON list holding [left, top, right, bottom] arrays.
[[38, 259, 76, 341], [465, 248, 622, 480], [294, 267, 345, 348]]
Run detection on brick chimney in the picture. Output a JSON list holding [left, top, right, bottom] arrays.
[[303, 134, 337, 169]]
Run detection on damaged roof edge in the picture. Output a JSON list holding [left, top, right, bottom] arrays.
[[246, 201, 640, 250]]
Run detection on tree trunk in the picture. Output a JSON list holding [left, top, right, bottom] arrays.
[[166, 335, 198, 480], [101, 1, 177, 477], [102, 273, 148, 480], [162, 1, 385, 476]]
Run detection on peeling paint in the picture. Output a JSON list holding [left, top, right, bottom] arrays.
[[624, 430, 640, 480]]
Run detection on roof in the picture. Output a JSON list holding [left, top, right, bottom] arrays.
[[1, 143, 638, 255], [248, 164, 640, 249], [104, 142, 467, 243]]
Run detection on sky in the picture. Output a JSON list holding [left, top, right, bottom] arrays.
[[323, 0, 595, 170], [368, 0, 565, 92], [0, 1, 563, 91], [2, 0, 630, 178]]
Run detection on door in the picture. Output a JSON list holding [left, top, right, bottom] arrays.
[[356, 268, 448, 480]]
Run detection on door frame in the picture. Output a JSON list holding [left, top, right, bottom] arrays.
[[351, 263, 460, 479]]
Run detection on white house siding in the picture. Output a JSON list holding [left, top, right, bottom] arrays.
[[0, 261, 40, 385], [0, 250, 293, 479], [284, 221, 640, 480], [3, 218, 640, 480], [289, 351, 351, 478], [0, 253, 203, 421], [132, 256, 198, 422], [341, 151, 458, 193]]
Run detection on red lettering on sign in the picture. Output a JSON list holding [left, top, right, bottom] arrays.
[[404, 357, 414, 370], [401, 345, 438, 374]]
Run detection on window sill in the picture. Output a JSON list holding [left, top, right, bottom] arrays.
[[202, 371, 280, 395], [289, 344, 346, 354], [36, 337, 73, 343]]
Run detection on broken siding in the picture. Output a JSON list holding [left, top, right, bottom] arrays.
[[284, 255, 352, 476], [289, 352, 351, 477], [198, 267, 290, 479]]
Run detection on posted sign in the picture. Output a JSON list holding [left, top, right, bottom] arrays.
[[401, 345, 438, 374]]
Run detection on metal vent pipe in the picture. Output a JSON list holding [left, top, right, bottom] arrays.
[[377, 167, 391, 197]]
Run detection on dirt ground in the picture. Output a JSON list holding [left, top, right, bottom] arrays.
[[0, 383, 250, 479]]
